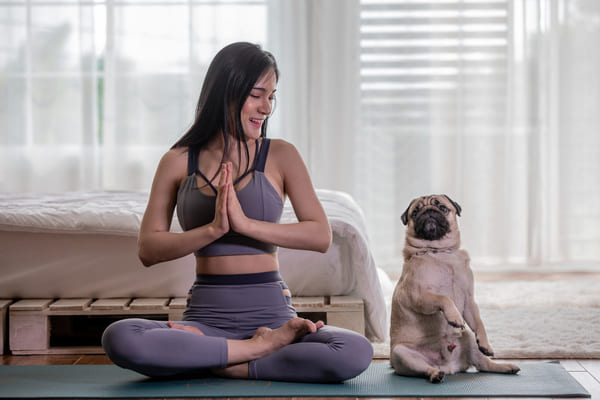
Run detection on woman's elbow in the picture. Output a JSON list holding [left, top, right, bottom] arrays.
[[138, 251, 156, 268], [137, 240, 158, 267], [315, 226, 332, 253], [139, 255, 155, 268]]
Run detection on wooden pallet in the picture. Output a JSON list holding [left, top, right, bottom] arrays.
[[293, 296, 365, 335], [8, 296, 364, 355], [1, 299, 12, 355]]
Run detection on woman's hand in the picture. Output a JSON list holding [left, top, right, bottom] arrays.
[[224, 162, 251, 234], [211, 163, 230, 236]]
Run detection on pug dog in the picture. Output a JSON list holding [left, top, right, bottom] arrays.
[[390, 195, 519, 383]]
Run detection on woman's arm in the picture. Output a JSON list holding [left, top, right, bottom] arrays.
[[137, 150, 229, 267], [227, 140, 332, 253]]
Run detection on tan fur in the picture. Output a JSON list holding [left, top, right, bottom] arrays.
[[390, 195, 519, 383]]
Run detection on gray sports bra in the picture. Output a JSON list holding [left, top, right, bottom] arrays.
[[176, 139, 284, 257]]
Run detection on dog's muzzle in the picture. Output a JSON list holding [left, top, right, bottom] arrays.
[[414, 209, 450, 241]]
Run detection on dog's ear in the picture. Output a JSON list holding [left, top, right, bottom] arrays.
[[401, 199, 415, 225], [443, 195, 462, 217]]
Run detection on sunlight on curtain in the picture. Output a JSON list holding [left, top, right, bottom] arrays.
[[358, 0, 519, 268], [358, 0, 600, 270], [0, 0, 266, 192], [546, 0, 600, 263], [267, 0, 360, 196]]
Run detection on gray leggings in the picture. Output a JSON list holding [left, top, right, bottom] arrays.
[[101, 271, 373, 382]]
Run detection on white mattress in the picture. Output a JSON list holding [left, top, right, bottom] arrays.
[[0, 190, 388, 342]]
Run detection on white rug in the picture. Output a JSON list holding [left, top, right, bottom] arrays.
[[374, 276, 600, 359]]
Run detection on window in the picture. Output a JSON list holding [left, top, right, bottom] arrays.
[[0, 0, 267, 192], [358, 0, 511, 268], [356, 0, 600, 270]]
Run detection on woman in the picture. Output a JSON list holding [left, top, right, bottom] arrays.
[[101, 42, 373, 382]]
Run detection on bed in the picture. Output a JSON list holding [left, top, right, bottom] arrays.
[[0, 189, 388, 342]]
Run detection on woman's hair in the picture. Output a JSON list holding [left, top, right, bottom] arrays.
[[172, 42, 279, 175]]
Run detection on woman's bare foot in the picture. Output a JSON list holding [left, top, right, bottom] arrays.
[[167, 321, 205, 336], [217, 318, 324, 378], [250, 317, 323, 356], [225, 317, 323, 366]]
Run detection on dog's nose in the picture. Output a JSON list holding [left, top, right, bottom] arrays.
[[424, 220, 437, 232], [414, 209, 449, 240]]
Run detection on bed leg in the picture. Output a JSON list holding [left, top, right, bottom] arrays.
[[9, 299, 53, 353], [326, 296, 365, 335]]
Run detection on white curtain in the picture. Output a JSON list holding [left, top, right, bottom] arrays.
[[2, 0, 599, 270], [267, 0, 361, 196], [269, 0, 600, 270], [522, 0, 600, 265], [0, 0, 267, 192]]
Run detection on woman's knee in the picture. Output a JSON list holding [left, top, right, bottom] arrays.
[[101, 318, 156, 366], [316, 327, 373, 381], [338, 330, 373, 378]]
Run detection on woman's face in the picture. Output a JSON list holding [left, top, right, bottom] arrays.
[[240, 69, 277, 140]]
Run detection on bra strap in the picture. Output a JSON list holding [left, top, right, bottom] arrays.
[[197, 170, 218, 194], [233, 139, 261, 185], [254, 138, 271, 173], [188, 145, 217, 194], [189, 139, 267, 189], [187, 146, 199, 176]]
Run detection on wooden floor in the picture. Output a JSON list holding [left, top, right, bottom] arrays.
[[1, 354, 599, 399]]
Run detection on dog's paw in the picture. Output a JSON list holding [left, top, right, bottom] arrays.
[[476, 336, 494, 356], [499, 363, 520, 375], [507, 363, 520, 374], [429, 370, 445, 383], [478, 343, 494, 357], [447, 319, 465, 329]]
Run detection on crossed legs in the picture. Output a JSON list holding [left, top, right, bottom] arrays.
[[102, 317, 372, 382]]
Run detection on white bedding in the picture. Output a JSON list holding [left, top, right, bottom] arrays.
[[0, 189, 388, 342]]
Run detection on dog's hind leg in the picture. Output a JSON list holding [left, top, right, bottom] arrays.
[[473, 354, 520, 375], [391, 344, 445, 383], [473, 355, 520, 374], [463, 331, 520, 375]]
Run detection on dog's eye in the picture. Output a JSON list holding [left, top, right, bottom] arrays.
[[411, 208, 419, 218], [439, 205, 449, 213]]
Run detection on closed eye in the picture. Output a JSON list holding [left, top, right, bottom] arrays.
[[249, 94, 275, 102]]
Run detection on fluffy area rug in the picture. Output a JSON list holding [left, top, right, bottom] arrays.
[[374, 273, 600, 359]]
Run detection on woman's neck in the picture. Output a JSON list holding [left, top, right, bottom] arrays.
[[204, 134, 259, 167]]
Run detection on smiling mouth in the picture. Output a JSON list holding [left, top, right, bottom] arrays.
[[250, 118, 263, 127]]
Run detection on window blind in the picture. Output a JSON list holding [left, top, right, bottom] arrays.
[[357, 0, 510, 267], [359, 0, 509, 136]]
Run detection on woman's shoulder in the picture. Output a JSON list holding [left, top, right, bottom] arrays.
[[267, 138, 301, 158], [266, 138, 307, 175], [155, 147, 189, 179]]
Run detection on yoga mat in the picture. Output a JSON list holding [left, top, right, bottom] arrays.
[[0, 361, 590, 398]]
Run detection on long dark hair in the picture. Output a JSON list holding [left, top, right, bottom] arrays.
[[172, 42, 279, 177]]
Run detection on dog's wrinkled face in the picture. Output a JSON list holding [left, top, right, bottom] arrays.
[[401, 195, 462, 241]]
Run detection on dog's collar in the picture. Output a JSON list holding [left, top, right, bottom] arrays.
[[414, 248, 455, 256]]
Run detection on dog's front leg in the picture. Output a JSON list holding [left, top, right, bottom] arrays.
[[411, 290, 464, 328], [463, 298, 493, 356]]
